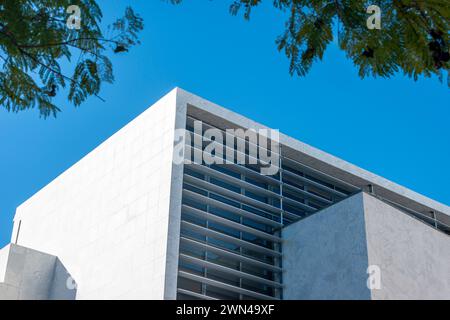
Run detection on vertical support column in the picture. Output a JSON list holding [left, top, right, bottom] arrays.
[[279, 144, 284, 226], [430, 211, 438, 229], [274, 143, 283, 299]]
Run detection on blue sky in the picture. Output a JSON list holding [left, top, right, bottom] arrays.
[[0, 1, 449, 247]]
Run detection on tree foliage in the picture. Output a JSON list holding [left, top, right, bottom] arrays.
[[173, 0, 450, 85], [0, 0, 143, 117]]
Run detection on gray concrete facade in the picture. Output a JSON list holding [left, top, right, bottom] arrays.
[[283, 192, 450, 300], [0, 244, 75, 300], [282, 193, 371, 299]]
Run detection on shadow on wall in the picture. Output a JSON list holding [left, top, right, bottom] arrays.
[[49, 258, 77, 300]]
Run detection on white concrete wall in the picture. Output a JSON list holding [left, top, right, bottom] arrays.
[[11, 89, 185, 299], [0, 244, 9, 283]]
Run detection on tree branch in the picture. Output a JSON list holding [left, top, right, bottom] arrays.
[[17, 37, 123, 49], [19, 47, 105, 102], [0, 23, 106, 103]]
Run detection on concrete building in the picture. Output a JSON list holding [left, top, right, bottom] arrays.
[[0, 88, 449, 300]]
